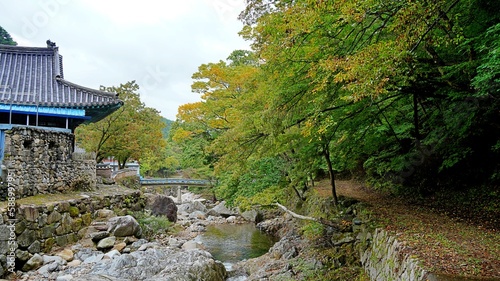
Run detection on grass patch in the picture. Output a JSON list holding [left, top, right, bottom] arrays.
[[128, 211, 174, 239]]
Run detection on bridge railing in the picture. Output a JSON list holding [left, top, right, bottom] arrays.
[[139, 178, 212, 186]]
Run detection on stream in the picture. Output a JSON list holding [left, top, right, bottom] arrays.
[[194, 223, 278, 271]]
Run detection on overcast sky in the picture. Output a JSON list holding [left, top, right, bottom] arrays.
[[0, 0, 250, 120]]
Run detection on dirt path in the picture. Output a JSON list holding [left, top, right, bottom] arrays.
[[315, 180, 500, 278]]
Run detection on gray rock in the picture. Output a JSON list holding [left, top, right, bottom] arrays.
[[269, 234, 301, 260], [67, 259, 82, 267], [83, 253, 104, 264], [96, 209, 115, 219], [120, 252, 139, 265], [168, 238, 183, 248], [150, 195, 178, 222], [181, 241, 205, 251], [27, 240, 41, 253], [73, 276, 121, 281], [188, 210, 207, 220], [123, 236, 139, 244], [90, 231, 110, 242], [177, 201, 208, 214], [0, 225, 10, 240], [17, 229, 36, 248], [91, 222, 109, 231], [22, 253, 44, 271], [71, 247, 226, 281], [226, 216, 237, 223], [189, 222, 206, 232], [107, 215, 141, 237], [241, 209, 263, 223], [137, 242, 160, 251], [209, 201, 238, 218], [74, 248, 103, 262], [97, 236, 116, 250], [130, 238, 148, 250], [104, 249, 121, 259], [37, 261, 61, 275], [16, 249, 30, 261], [43, 255, 67, 265], [56, 274, 74, 281]]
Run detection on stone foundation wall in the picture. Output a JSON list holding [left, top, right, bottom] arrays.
[[113, 169, 138, 181], [0, 189, 145, 277], [0, 126, 96, 200], [359, 228, 429, 281]]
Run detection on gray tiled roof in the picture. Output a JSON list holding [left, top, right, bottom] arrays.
[[0, 42, 122, 109]]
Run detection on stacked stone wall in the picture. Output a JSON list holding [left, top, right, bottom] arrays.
[[0, 126, 96, 200], [113, 169, 138, 181], [0, 189, 145, 277], [358, 228, 429, 281]]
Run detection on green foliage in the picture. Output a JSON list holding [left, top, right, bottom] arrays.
[[176, 0, 500, 205], [128, 211, 173, 239], [213, 157, 286, 206], [472, 23, 500, 97], [76, 81, 167, 171], [235, 185, 285, 211], [236, 157, 285, 196], [0, 26, 17, 46], [300, 221, 324, 241], [161, 117, 174, 138]]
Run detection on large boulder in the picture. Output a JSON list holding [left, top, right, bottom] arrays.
[[151, 195, 178, 222], [107, 215, 142, 237], [22, 253, 44, 271], [208, 201, 239, 218], [241, 209, 263, 223], [177, 201, 208, 214], [70, 247, 226, 281]]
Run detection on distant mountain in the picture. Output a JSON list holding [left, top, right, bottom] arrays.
[[161, 117, 174, 138]]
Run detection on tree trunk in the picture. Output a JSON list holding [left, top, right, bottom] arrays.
[[323, 148, 338, 206], [292, 185, 306, 201], [413, 93, 421, 148], [275, 202, 317, 221], [274, 203, 340, 229], [118, 157, 128, 169]]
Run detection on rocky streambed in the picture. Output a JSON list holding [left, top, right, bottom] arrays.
[[11, 192, 285, 281]]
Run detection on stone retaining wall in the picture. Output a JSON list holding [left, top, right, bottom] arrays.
[[0, 126, 97, 200], [113, 169, 138, 181], [359, 228, 429, 281], [0, 189, 145, 277]]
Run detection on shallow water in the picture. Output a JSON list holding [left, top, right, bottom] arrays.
[[194, 223, 277, 264]]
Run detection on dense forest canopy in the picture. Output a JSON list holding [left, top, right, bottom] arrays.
[[172, 0, 500, 205]]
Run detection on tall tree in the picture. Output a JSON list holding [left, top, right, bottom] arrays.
[[76, 81, 166, 169], [176, 0, 500, 206], [0, 26, 17, 46], [237, 0, 500, 199]]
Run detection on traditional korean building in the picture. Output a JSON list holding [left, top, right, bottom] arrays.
[[0, 40, 123, 199]]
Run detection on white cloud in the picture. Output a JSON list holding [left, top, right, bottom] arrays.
[[0, 0, 249, 120]]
